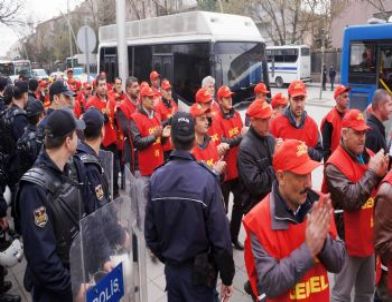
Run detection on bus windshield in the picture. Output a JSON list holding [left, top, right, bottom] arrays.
[[215, 42, 264, 90], [14, 61, 31, 77]]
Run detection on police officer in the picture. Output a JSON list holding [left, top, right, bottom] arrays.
[[0, 77, 8, 111], [76, 108, 110, 209], [145, 112, 235, 302], [18, 109, 90, 302]]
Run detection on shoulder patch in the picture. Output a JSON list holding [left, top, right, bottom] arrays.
[[34, 206, 48, 228]]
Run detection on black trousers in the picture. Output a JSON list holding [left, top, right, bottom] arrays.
[[221, 178, 244, 242]]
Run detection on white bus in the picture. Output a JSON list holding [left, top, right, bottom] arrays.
[[0, 60, 32, 82], [98, 11, 269, 106], [266, 45, 311, 87]]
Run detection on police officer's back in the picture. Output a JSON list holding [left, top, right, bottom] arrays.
[[145, 112, 235, 302], [18, 109, 87, 302]]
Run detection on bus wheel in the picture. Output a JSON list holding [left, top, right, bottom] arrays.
[[275, 77, 284, 88]]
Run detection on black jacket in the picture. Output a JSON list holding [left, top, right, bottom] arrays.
[[365, 113, 386, 153], [237, 127, 275, 212]]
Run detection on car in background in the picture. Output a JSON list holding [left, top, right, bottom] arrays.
[[31, 69, 49, 80]]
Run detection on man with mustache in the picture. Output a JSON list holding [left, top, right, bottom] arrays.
[[324, 109, 389, 302], [243, 139, 345, 301], [270, 80, 324, 161]]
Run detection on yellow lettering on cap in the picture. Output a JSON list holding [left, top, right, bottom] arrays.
[[361, 197, 374, 209], [296, 142, 308, 157], [356, 113, 364, 120]]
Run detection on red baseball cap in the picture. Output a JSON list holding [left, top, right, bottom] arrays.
[[273, 139, 321, 175], [195, 88, 212, 104], [83, 82, 92, 90], [150, 70, 160, 80], [342, 109, 370, 131], [189, 103, 210, 118], [246, 99, 272, 119], [288, 80, 307, 97], [254, 83, 269, 94], [334, 84, 351, 99], [217, 85, 234, 99], [271, 93, 288, 109], [140, 86, 155, 98], [161, 79, 171, 90], [66, 68, 73, 74]]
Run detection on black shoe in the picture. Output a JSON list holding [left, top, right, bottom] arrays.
[[0, 281, 12, 294], [0, 293, 21, 302], [232, 240, 244, 251]]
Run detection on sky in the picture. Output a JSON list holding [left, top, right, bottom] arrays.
[[0, 0, 83, 57]]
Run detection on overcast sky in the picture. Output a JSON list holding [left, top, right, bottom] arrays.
[[0, 0, 83, 57]]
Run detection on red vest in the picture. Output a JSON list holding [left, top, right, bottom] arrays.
[[131, 111, 163, 176], [326, 145, 375, 257], [192, 138, 219, 169], [243, 194, 332, 301], [86, 96, 117, 147], [270, 114, 319, 148], [214, 110, 243, 180], [320, 107, 345, 153], [155, 99, 178, 152]]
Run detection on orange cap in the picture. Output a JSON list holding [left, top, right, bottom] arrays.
[[254, 83, 269, 94], [161, 79, 171, 90], [271, 93, 288, 109], [195, 88, 212, 104], [342, 109, 370, 131], [246, 99, 272, 119], [83, 82, 92, 90], [288, 80, 307, 97], [273, 139, 321, 175], [150, 70, 160, 80], [140, 86, 155, 98], [334, 84, 351, 99], [217, 85, 234, 99], [189, 103, 210, 118]]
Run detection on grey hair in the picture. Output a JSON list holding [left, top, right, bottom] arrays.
[[372, 89, 391, 110], [201, 76, 215, 88], [125, 76, 139, 88]]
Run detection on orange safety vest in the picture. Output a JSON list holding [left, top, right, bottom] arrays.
[[243, 194, 333, 301], [320, 107, 345, 153], [214, 110, 243, 180], [131, 111, 163, 177], [270, 114, 319, 148], [326, 145, 375, 257]]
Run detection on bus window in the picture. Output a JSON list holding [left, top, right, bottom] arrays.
[[301, 48, 310, 56], [380, 46, 392, 91], [282, 49, 298, 63], [215, 42, 263, 89], [133, 46, 152, 82], [349, 42, 377, 84], [0, 63, 13, 77]]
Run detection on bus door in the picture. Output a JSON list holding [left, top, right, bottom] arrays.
[[379, 44, 392, 93], [152, 54, 174, 83], [104, 55, 117, 83]]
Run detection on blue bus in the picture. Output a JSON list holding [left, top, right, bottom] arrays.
[[341, 23, 392, 110]]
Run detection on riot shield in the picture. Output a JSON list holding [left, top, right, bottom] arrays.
[[99, 150, 114, 202], [70, 195, 134, 302]]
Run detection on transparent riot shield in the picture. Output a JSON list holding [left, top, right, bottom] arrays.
[[99, 150, 114, 202], [70, 195, 134, 302]]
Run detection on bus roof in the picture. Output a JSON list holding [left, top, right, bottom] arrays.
[[99, 11, 264, 47], [266, 44, 309, 49], [343, 23, 392, 41]]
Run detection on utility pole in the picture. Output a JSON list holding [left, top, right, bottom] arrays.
[[67, 0, 74, 69], [319, 29, 325, 100], [116, 0, 129, 91]]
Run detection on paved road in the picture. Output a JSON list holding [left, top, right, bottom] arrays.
[[7, 83, 335, 302]]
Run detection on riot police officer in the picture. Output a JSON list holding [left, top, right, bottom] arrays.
[[17, 109, 90, 302], [145, 112, 235, 302]]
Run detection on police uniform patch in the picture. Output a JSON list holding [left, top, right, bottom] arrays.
[[34, 206, 48, 228], [95, 184, 104, 200]]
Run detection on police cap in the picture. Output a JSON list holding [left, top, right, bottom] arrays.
[[45, 109, 85, 138]]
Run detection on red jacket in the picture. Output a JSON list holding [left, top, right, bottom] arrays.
[[192, 137, 219, 169], [326, 145, 375, 257], [117, 96, 138, 151], [321, 107, 345, 154], [155, 98, 178, 152], [213, 110, 243, 180], [131, 111, 163, 176], [243, 194, 333, 301], [270, 113, 319, 148], [86, 95, 117, 147]]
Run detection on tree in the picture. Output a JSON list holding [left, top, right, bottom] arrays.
[[361, 0, 390, 20], [0, 0, 22, 25]]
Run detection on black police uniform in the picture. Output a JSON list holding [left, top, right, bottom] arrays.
[[18, 150, 97, 302], [145, 150, 235, 301]]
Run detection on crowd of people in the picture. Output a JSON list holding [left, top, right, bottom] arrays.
[[0, 67, 390, 302]]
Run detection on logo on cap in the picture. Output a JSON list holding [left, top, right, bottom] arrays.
[[356, 113, 364, 121], [178, 117, 190, 124], [296, 142, 308, 157]]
